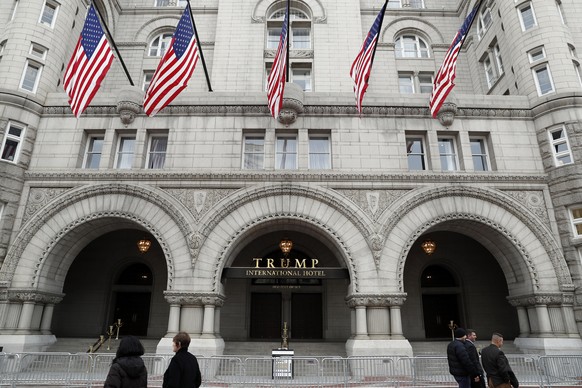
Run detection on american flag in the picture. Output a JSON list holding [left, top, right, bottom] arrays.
[[266, 3, 289, 119], [63, 4, 114, 118], [144, 3, 200, 116], [429, 1, 482, 118], [350, 2, 387, 115]]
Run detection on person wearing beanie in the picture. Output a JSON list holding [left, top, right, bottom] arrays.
[[447, 327, 482, 388]]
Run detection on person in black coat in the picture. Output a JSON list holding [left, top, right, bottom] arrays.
[[447, 327, 481, 388], [104, 336, 148, 388], [162, 332, 202, 388], [481, 333, 519, 388], [464, 329, 485, 388]]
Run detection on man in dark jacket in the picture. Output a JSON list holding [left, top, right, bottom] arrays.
[[162, 332, 202, 388], [465, 329, 485, 388], [481, 333, 519, 388], [447, 327, 482, 388]]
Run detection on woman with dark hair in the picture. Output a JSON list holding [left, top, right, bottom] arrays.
[[104, 336, 148, 388]]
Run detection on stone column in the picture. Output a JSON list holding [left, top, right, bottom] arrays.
[[355, 306, 368, 339], [17, 301, 35, 333], [164, 291, 226, 338], [534, 295, 555, 336], [214, 306, 222, 338], [516, 306, 531, 337], [561, 290, 580, 337], [167, 304, 181, 336], [201, 304, 215, 339], [390, 306, 404, 339]]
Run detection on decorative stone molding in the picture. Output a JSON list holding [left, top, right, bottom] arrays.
[[436, 102, 457, 127], [345, 294, 406, 308], [161, 188, 238, 221], [501, 190, 550, 226], [164, 291, 225, 306], [508, 293, 568, 307], [335, 189, 411, 220], [8, 290, 64, 304], [368, 233, 384, 266], [116, 87, 143, 125], [264, 49, 313, 59], [24, 187, 71, 224]]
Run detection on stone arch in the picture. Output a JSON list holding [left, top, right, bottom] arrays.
[[252, 0, 326, 23], [377, 185, 571, 294], [191, 184, 379, 294], [383, 17, 444, 45], [0, 184, 197, 293], [133, 16, 182, 43]]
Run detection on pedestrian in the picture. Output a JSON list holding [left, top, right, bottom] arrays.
[[481, 333, 519, 388], [104, 335, 148, 388], [447, 327, 482, 388], [465, 329, 485, 388], [162, 331, 202, 388]]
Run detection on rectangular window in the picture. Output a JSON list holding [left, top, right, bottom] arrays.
[[399, 74, 414, 94], [484, 57, 496, 88], [20, 60, 42, 92], [406, 137, 426, 171], [83, 136, 104, 169], [470, 137, 489, 171], [1, 122, 25, 163], [267, 28, 280, 49], [438, 137, 458, 171], [556, 0, 565, 24], [275, 136, 297, 169], [292, 67, 312, 92], [292, 28, 310, 49], [575, 62, 582, 88], [408, 0, 424, 8], [30, 43, 47, 60], [116, 136, 135, 169], [155, 0, 187, 6], [528, 47, 545, 63], [143, 71, 154, 92], [147, 135, 168, 169], [494, 44, 504, 75], [309, 135, 331, 169], [477, 8, 493, 38], [39, 0, 58, 27], [533, 64, 555, 96], [518, 2, 537, 31], [570, 207, 582, 237], [549, 126, 573, 166], [11, 0, 19, 21], [418, 74, 433, 94], [243, 135, 265, 169]]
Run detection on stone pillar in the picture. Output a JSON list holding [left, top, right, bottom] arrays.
[[390, 305, 404, 339], [516, 306, 530, 337], [167, 304, 181, 336], [561, 290, 580, 337], [40, 304, 55, 334], [355, 305, 368, 339], [201, 304, 215, 339], [367, 307, 389, 339], [535, 304, 553, 336], [17, 301, 35, 333], [214, 306, 222, 338]]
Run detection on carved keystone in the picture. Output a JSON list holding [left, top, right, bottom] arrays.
[[116, 86, 143, 125], [437, 102, 457, 127], [278, 82, 304, 125]]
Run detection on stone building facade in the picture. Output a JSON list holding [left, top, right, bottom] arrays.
[[1, 0, 582, 356]]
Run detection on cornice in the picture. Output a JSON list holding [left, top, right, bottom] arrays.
[[40, 104, 532, 118], [23, 171, 548, 184]]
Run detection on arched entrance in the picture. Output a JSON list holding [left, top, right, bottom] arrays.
[[51, 229, 168, 338], [421, 265, 461, 339], [220, 228, 351, 342]]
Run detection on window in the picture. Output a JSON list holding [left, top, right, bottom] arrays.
[[1, 122, 25, 163], [292, 66, 312, 91], [116, 136, 136, 169], [149, 33, 173, 57], [267, 7, 311, 50], [395, 35, 429, 58], [438, 137, 458, 171], [419, 73, 433, 93], [483, 56, 496, 88], [556, 0, 565, 24], [0, 203, 4, 223], [30, 43, 48, 60], [39, 0, 58, 28], [275, 136, 297, 169], [147, 135, 168, 169], [243, 135, 265, 169], [518, 2, 537, 31], [142, 71, 154, 92], [570, 208, 582, 237], [10, 0, 19, 21], [83, 136, 104, 169], [494, 44, 504, 75], [20, 60, 42, 93], [155, 0, 187, 6], [470, 137, 489, 171], [477, 7, 493, 39], [533, 64, 555, 96], [528, 47, 545, 63], [548, 126, 573, 166], [575, 62, 582, 88], [309, 135, 331, 169], [0, 40, 5, 61], [399, 74, 414, 93], [388, 0, 425, 8], [406, 136, 426, 171]]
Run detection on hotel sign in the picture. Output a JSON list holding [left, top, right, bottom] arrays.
[[223, 257, 349, 279]]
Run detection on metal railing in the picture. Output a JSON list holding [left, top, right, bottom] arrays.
[[1, 352, 581, 387]]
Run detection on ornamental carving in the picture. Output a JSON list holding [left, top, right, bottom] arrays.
[[345, 294, 406, 308], [437, 102, 457, 127], [9, 290, 64, 304], [116, 87, 143, 125], [501, 190, 550, 226], [507, 293, 566, 307], [24, 187, 71, 224], [164, 291, 225, 306], [278, 83, 304, 125], [162, 188, 237, 221], [336, 189, 410, 221]]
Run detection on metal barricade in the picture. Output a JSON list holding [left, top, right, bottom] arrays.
[[396, 356, 457, 387], [200, 356, 244, 386], [539, 355, 582, 387], [320, 357, 347, 387], [16, 352, 93, 387], [0, 353, 20, 387], [346, 356, 401, 387], [506, 355, 542, 387]]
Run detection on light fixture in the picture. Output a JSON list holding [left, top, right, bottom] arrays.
[[279, 238, 293, 255], [421, 239, 436, 255], [137, 238, 151, 253]]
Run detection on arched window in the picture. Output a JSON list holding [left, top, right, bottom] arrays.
[[148, 32, 173, 57], [395, 34, 430, 58], [267, 6, 311, 49]]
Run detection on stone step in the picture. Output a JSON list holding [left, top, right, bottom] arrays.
[[45, 337, 160, 354]]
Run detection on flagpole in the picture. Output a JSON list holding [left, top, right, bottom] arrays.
[[187, 0, 213, 92], [285, 0, 290, 82], [90, 1, 134, 86], [369, 0, 388, 68]]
